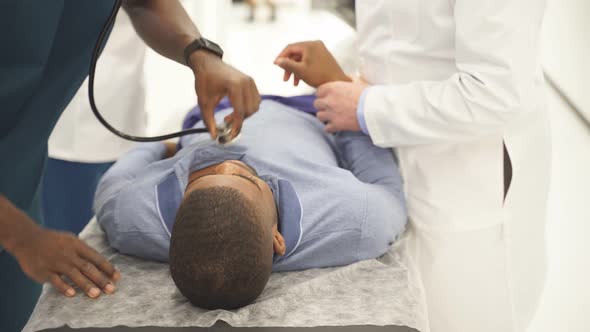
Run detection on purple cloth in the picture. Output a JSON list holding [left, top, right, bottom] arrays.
[[182, 95, 318, 130]]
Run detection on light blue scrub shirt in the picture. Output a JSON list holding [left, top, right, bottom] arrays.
[[94, 102, 408, 270]]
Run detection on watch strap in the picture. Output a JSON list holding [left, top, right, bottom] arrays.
[[184, 38, 223, 65]]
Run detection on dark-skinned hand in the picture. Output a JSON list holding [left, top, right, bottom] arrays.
[[274, 40, 351, 88], [6, 205, 119, 299], [189, 51, 261, 140]]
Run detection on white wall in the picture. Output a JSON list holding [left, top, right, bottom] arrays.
[[183, 0, 232, 44], [144, 0, 349, 135], [542, 0, 590, 120], [527, 2, 590, 331], [526, 88, 590, 332]]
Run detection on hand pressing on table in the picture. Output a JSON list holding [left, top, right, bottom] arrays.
[[1, 195, 120, 299]]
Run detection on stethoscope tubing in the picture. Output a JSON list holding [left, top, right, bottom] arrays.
[[88, 0, 212, 143]]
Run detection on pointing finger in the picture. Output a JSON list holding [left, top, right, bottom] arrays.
[[283, 70, 292, 82], [275, 58, 304, 78], [275, 43, 304, 62]]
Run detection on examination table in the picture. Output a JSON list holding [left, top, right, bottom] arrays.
[[24, 220, 425, 332], [43, 324, 417, 332]]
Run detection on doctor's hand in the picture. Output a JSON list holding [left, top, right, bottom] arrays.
[[6, 208, 120, 299], [274, 41, 351, 88], [189, 51, 261, 140], [315, 80, 369, 133]]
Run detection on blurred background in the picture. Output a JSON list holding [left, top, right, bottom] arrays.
[[142, 0, 356, 134], [87, 1, 590, 331]]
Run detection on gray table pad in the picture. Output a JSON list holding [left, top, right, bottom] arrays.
[[25, 220, 426, 332]]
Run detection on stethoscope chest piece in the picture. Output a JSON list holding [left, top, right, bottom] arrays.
[[217, 123, 241, 145]]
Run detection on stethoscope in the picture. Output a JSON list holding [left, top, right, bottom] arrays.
[[89, 0, 233, 144]]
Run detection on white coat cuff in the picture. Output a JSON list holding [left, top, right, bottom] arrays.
[[363, 85, 402, 147]]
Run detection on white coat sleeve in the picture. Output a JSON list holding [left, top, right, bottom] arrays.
[[362, 0, 545, 147]]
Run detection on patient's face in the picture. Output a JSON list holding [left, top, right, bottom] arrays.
[[185, 160, 282, 251], [186, 160, 270, 202]]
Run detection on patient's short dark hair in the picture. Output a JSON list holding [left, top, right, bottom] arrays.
[[170, 186, 274, 310]]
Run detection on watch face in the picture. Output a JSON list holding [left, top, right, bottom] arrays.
[[202, 38, 223, 57], [185, 38, 224, 64]]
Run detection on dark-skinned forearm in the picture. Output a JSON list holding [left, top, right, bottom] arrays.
[[122, 0, 201, 65], [0, 194, 40, 254]]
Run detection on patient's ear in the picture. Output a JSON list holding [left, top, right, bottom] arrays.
[[273, 226, 286, 256]]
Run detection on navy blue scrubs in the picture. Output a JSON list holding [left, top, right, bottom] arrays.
[[0, 1, 115, 331]]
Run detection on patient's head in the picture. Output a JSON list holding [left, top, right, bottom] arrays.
[[169, 160, 285, 310]]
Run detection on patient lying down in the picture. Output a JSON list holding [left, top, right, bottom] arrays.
[[94, 99, 407, 310]]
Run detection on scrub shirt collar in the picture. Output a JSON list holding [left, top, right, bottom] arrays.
[[260, 175, 303, 259]]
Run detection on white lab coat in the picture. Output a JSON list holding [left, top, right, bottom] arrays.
[[356, 1, 551, 332], [48, 11, 147, 163]]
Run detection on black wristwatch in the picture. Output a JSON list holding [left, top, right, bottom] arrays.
[[183, 38, 224, 65]]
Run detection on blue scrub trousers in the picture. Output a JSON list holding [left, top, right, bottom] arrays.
[[0, 251, 42, 332], [42, 158, 114, 235]]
